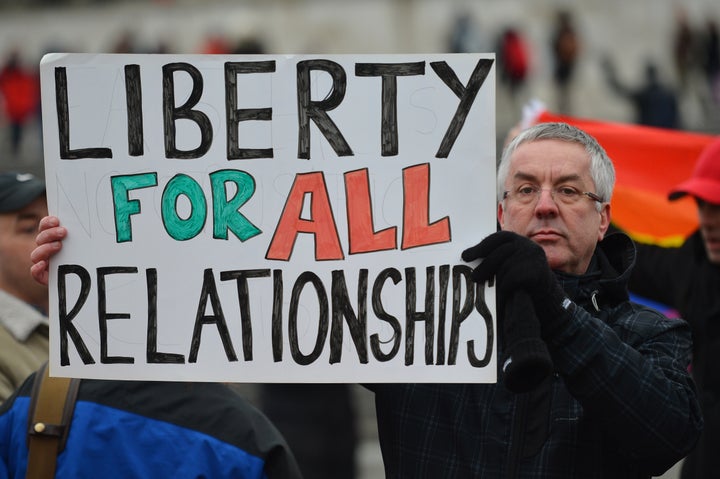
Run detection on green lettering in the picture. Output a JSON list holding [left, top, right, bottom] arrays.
[[111, 173, 158, 243], [210, 169, 261, 241], [161, 174, 207, 241]]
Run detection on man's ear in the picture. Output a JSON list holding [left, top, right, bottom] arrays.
[[598, 202, 611, 241], [497, 202, 505, 229]]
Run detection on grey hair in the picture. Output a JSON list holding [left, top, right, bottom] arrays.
[[497, 122, 615, 210]]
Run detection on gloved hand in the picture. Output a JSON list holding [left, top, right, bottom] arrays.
[[462, 231, 572, 339], [500, 290, 554, 393], [462, 231, 574, 393]]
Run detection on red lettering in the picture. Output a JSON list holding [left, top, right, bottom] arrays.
[[345, 168, 397, 254], [266, 172, 344, 261], [401, 163, 451, 249]]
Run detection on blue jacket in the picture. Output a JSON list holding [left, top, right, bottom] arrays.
[[0, 376, 303, 479], [370, 233, 703, 478]]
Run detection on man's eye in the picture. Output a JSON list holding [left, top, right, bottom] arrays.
[[557, 187, 579, 197], [518, 186, 536, 195], [16, 220, 39, 235]]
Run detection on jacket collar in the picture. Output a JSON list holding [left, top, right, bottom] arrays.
[[554, 232, 634, 311], [0, 289, 48, 341]]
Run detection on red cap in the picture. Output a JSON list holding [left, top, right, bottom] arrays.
[[669, 137, 720, 204]]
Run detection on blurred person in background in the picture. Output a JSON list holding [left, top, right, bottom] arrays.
[[699, 19, 720, 109], [497, 26, 530, 97], [602, 58, 681, 129], [550, 9, 580, 114], [448, 10, 488, 54], [0, 50, 40, 157], [673, 6, 697, 94], [626, 137, 720, 479], [0, 172, 48, 402]]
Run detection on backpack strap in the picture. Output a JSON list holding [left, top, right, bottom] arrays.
[[25, 362, 81, 479]]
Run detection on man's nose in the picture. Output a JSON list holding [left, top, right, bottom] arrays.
[[534, 189, 559, 215], [698, 202, 720, 228]]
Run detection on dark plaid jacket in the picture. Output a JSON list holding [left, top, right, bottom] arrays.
[[370, 233, 702, 478]]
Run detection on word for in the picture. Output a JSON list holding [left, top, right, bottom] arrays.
[[112, 163, 451, 259], [56, 264, 494, 368], [52, 58, 493, 160]]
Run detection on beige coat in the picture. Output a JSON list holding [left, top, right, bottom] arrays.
[[0, 289, 48, 402]]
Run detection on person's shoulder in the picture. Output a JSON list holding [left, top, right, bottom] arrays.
[[77, 380, 277, 443], [614, 301, 691, 339], [0, 369, 36, 414], [0, 322, 15, 344], [0, 326, 47, 395]]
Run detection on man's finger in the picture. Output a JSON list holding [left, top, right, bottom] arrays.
[[462, 231, 521, 262], [470, 242, 517, 283]]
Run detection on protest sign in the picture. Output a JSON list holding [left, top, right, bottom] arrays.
[[39, 53, 497, 382]]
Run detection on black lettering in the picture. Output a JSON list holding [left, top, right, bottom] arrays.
[[55, 67, 112, 159], [369, 268, 402, 362], [448, 265, 475, 365], [404, 266, 435, 366], [225, 61, 276, 160], [188, 269, 238, 363], [468, 280, 494, 367], [125, 64, 144, 156], [443, 265, 493, 367], [296, 59, 353, 159], [57, 264, 95, 365], [329, 269, 368, 364], [146, 268, 185, 364], [435, 264, 450, 365], [271, 269, 284, 362], [97, 266, 136, 364], [430, 58, 493, 158], [355, 62, 425, 156], [288, 272, 328, 365], [162, 62, 212, 159], [221, 268, 271, 361]]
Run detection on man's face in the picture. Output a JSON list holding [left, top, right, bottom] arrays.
[[498, 139, 611, 275], [0, 196, 48, 310], [697, 198, 720, 265]]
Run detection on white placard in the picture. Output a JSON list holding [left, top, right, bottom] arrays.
[[40, 53, 497, 382]]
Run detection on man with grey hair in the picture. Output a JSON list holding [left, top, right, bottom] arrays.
[[369, 122, 702, 477], [31, 123, 703, 477], [0, 172, 48, 402]]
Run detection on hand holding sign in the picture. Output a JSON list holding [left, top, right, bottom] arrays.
[[463, 231, 571, 339], [462, 231, 570, 391], [30, 215, 66, 286]]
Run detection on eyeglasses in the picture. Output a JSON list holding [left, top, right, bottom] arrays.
[[503, 186, 604, 206]]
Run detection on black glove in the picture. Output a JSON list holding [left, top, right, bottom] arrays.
[[462, 232, 573, 393], [501, 290, 554, 393], [462, 231, 572, 339]]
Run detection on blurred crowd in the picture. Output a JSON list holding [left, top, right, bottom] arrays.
[[1, 3, 719, 176], [450, 6, 719, 132]]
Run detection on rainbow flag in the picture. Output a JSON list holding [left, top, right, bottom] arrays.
[[534, 110, 716, 246]]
